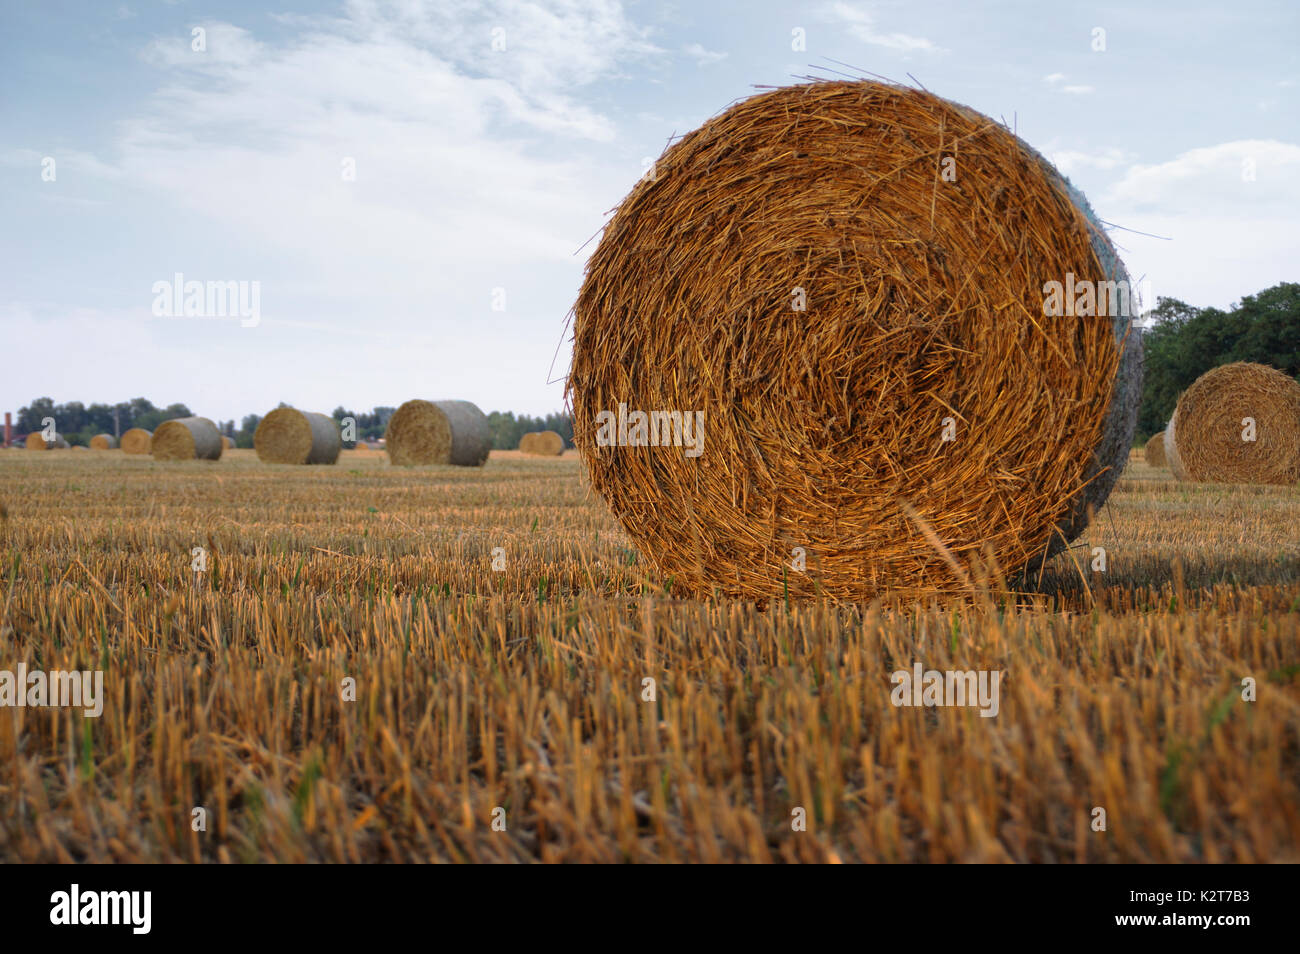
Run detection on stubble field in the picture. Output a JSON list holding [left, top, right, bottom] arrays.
[[1, 448, 1298, 862]]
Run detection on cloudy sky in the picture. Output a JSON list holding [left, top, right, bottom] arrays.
[[3, 0, 1297, 421]]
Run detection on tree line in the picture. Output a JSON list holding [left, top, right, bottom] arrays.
[[13, 397, 236, 448], [13, 398, 574, 450]]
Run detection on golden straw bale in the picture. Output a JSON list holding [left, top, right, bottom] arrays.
[[1164, 362, 1300, 484], [520, 430, 564, 456], [254, 408, 341, 465], [567, 80, 1141, 601], [1144, 431, 1167, 468], [151, 417, 223, 461], [120, 428, 152, 454], [385, 400, 491, 467], [25, 432, 69, 450]]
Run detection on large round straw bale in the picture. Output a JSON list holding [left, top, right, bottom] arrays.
[[25, 432, 69, 450], [90, 433, 118, 450], [120, 428, 152, 454], [222, 435, 236, 450], [1144, 431, 1167, 468], [151, 416, 223, 461], [1163, 362, 1300, 484], [254, 408, 341, 464], [567, 80, 1142, 601], [520, 430, 564, 456], [385, 400, 491, 466]]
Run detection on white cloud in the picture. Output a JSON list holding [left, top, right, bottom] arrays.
[[8, 0, 668, 416], [1102, 140, 1300, 309], [683, 42, 727, 65], [1044, 74, 1092, 94], [824, 2, 945, 54], [1106, 139, 1300, 210], [1044, 147, 1134, 176]]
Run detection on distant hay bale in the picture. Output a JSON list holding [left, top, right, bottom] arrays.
[[120, 428, 152, 454], [1144, 431, 1167, 468], [568, 79, 1142, 601], [90, 433, 118, 450], [151, 417, 223, 461], [385, 400, 491, 467], [25, 432, 68, 450], [254, 408, 341, 465], [222, 436, 236, 450], [1164, 362, 1300, 484], [520, 430, 564, 456]]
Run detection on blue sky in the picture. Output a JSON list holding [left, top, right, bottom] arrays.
[[3, 0, 1297, 421]]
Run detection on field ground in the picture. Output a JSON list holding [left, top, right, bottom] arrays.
[[1, 447, 1298, 862]]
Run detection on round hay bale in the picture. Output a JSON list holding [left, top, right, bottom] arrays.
[[25, 432, 68, 450], [1144, 431, 1167, 468], [254, 408, 341, 464], [222, 435, 236, 450], [120, 428, 153, 454], [1163, 362, 1300, 484], [520, 430, 564, 456], [385, 400, 491, 467], [567, 80, 1142, 601], [151, 416, 223, 461], [90, 433, 118, 450]]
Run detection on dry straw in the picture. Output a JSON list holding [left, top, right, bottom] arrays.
[[151, 417, 223, 461], [120, 428, 152, 454], [1144, 431, 1168, 468], [90, 433, 118, 450], [1164, 362, 1300, 484], [222, 436, 236, 450], [568, 80, 1141, 601], [25, 432, 68, 450], [385, 400, 491, 467], [254, 408, 341, 465], [520, 430, 565, 456]]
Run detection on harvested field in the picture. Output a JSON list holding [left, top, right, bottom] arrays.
[[0, 450, 1296, 863]]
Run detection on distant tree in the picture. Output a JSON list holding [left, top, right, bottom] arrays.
[[236, 413, 261, 449]]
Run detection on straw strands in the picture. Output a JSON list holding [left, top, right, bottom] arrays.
[[1164, 362, 1300, 484], [151, 416, 224, 461], [385, 400, 492, 467], [254, 408, 341, 465], [568, 80, 1141, 601]]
